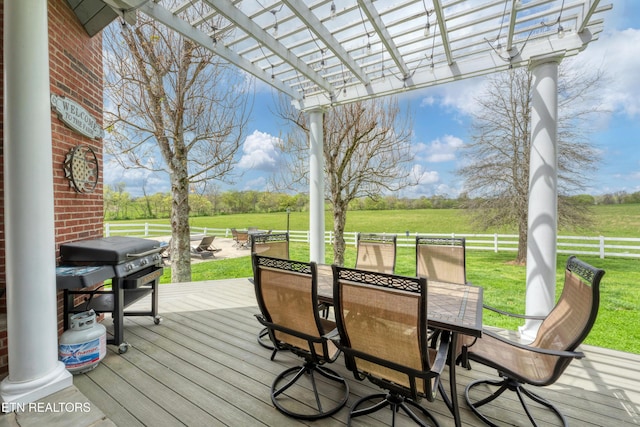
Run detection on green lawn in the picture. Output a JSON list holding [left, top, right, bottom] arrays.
[[142, 204, 640, 354]]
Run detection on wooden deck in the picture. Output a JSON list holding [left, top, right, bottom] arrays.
[[8, 278, 639, 426]]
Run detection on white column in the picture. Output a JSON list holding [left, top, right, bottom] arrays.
[[520, 55, 562, 341], [1, 0, 72, 409], [308, 109, 325, 263]]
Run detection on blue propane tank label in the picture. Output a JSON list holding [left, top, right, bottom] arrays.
[[59, 335, 106, 371]]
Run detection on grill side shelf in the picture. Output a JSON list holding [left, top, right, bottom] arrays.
[[56, 265, 115, 290]]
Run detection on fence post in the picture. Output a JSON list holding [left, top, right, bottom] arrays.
[[105, 223, 110, 237], [600, 236, 605, 259], [144, 223, 149, 236], [494, 233, 498, 253]]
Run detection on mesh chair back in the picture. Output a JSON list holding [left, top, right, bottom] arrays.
[[254, 256, 338, 360], [251, 232, 289, 259], [532, 256, 603, 353], [355, 233, 397, 274], [416, 237, 466, 285], [236, 230, 249, 247], [334, 267, 439, 400]]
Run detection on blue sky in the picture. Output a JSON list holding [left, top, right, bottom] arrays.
[[105, 1, 640, 199]]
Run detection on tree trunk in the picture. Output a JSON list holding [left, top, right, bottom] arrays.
[[516, 210, 528, 265], [332, 202, 347, 266], [170, 168, 192, 283]]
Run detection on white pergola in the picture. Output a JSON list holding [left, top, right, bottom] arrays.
[[2, 0, 611, 408]]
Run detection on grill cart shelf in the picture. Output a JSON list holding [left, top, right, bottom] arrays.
[[57, 237, 165, 354], [56, 265, 162, 354]]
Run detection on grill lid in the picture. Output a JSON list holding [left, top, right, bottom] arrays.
[[60, 236, 163, 265]]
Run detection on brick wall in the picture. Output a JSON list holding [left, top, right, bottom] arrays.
[[0, 0, 105, 373]]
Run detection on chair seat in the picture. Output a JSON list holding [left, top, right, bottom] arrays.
[[462, 333, 557, 385]]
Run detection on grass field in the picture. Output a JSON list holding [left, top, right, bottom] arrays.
[[130, 204, 640, 354]]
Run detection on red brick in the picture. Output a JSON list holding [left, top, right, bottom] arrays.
[[0, 0, 106, 372]]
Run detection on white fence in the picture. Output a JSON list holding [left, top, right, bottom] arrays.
[[103, 223, 640, 259]]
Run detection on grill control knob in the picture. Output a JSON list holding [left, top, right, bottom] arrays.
[[140, 258, 148, 266], [126, 264, 134, 271]]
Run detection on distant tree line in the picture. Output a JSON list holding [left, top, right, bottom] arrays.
[[104, 184, 639, 221]]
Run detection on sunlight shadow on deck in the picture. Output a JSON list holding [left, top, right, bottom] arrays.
[[73, 278, 640, 427]]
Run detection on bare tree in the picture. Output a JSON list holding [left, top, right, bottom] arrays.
[[275, 97, 416, 265], [103, 12, 251, 282], [458, 62, 605, 264]]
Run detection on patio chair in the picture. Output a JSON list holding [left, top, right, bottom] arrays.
[[251, 232, 290, 351], [252, 254, 349, 420], [230, 228, 240, 247], [250, 232, 289, 259], [355, 232, 397, 274], [416, 237, 468, 351], [462, 256, 605, 427], [190, 235, 222, 259], [235, 230, 250, 249], [416, 236, 467, 285], [332, 266, 450, 426]]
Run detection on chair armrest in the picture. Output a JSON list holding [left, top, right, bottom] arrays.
[[480, 329, 586, 359], [483, 304, 546, 320]]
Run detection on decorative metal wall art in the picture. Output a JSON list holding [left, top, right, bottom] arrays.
[[63, 145, 99, 193]]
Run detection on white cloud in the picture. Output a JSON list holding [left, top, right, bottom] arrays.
[[103, 156, 169, 196], [398, 164, 439, 199], [417, 77, 488, 117], [400, 164, 463, 199], [241, 175, 268, 191], [415, 134, 465, 163], [413, 164, 440, 185], [237, 130, 281, 171], [419, 96, 436, 107], [574, 28, 640, 119]]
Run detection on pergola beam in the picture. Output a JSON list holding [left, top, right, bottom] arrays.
[[202, 0, 333, 94], [432, 0, 453, 65], [282, 0, 371, 87], [357, 0, 410, 78], [138, 1, 301, 100]]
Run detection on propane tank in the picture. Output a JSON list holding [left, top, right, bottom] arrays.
[[59, 310, 106, 374]]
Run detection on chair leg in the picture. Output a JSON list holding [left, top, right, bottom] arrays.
[[318, 303, 330, 319], [257, 327, 276, 351], [349, 392, 440, 427], [518, 386, 568, 427], [271, 361, 349, 420], [465, 377, 568, 427]]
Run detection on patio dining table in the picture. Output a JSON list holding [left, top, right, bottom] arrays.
[[316, 264, 483, 427]]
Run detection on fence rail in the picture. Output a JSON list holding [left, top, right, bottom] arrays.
[[103, 223, 640, 259]]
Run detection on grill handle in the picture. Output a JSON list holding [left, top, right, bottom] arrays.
[[126, 247, 163, 258]]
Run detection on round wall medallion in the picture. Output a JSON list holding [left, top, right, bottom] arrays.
[[63, 145, 99, 193]]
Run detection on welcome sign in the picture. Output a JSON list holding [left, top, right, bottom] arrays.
[[51, 94, 103, 140]]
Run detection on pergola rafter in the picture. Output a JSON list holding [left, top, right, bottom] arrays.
[[97, 0, 611, 111]]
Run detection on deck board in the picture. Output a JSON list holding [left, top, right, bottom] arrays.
[[63, 278, 640, 426]]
